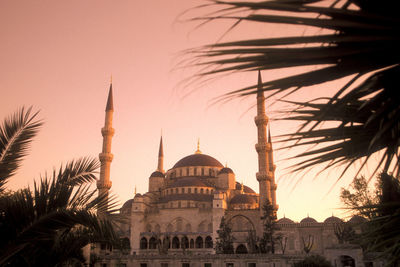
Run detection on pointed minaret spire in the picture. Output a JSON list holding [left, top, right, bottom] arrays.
[[157, 135, 164, 173], [106, 82, 114, 111], [195, 138, 202, 154], [254, 71, 278, 216], [97, 80, 115, 215]]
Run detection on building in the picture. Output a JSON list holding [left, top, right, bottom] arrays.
[[94, 73, 382, 267]]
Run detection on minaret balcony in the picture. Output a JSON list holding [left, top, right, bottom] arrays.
[[256, 171, 274, 181], [254, 115, 268, 125], [99, 153, 114, 162], [97, 180, 112, 189], [255, 143, 271, 152], [101, 127, 115, 137]]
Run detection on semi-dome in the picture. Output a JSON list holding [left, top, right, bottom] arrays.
[[277, 217, 295, 224], [173, 153, 223, 168], [150, 171, 165, 178], [230, 194, 257, 205], [218, 167, 234, 174], [324, 216, 343, 224], [235, 182, 256, 194], [300, 216, 318, 224], [167, 177, 210, 188]]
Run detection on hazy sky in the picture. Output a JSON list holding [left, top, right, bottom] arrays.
[[0, 0, 361, 222]]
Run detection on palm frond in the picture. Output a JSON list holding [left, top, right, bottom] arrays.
[[0, 107, 42, 190]]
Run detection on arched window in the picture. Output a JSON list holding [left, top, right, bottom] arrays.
[[146, 224, 152, 232], [181, 236, 189, 249], [175, 188, 178, 194], [172, 236, 180, 249], [178, 201, 181, 208], [190, 239, 194, 249], [195, 236, 204, 248], [201, 168, 204, 176], [198, 222, 205, 232], [163, 237, 171, 249], [195, 188, 198, 194], [207, 223, 212, 232], [149, 237, 157, 249], [166, 224, 173, 232], [206, 189, 209, 194], [185, 223, 192, 232], [205, 236, 213, 248], [200, 188, 204, 194], [188, 188, 192, 193], [194, 168, 197, 175], [140, 237, 148, 249], [235, 244, 248, 254], [181, 188, 185, 194]]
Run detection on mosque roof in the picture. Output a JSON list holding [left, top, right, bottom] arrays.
[[300, 216, 318, 223], [173, 153, 223, 168], [167, 177, 211, 188], [218, 167, 234, 174], [159, 194, 213, 203], [121, 198, 133, 211], [324, 216, 343, 224], [230, 194, 257, 205], [235, 182, 256, 194], [150, 171, 165, 178], [277, 217, 295, 224]]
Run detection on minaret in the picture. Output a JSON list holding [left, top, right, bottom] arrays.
[[97, 81, 114, 214], [254, 71, 278, 215], [157, 135, 164, 173]]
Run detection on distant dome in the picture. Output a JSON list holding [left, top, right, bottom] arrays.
[[349, 215, 368, 224], [235, 182, 256, 194], [150, 171, 165, 178], [167, 177, 210, 188], [218, 167, 234, 174], [173, 153, 223, 168], [277, 217, 295, 224], [324, 216, 343, 224], [300, 217, 318, 223], [230, 194, 256, 205]]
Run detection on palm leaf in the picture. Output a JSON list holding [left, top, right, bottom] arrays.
[[0, 107, 42, 190]]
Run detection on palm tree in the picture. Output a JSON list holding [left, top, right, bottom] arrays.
[[0, 108, 118, 266], [186, 0, 400, 263], [187, 0, 400, 180]]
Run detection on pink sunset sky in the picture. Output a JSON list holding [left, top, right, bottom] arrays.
[[0, 0, 366, 222]]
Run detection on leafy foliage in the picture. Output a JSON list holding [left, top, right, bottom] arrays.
[[0, 108, 118, 266], [340, 176, 379, 219], [188, 0, 400, 179], [293, 254, 332, 267], [215, 216, 234, 254], [259, 199, 279, 253]]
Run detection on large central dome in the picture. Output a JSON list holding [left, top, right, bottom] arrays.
[[173, 153, 223, 168]]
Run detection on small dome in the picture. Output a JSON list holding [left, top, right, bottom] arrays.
[[235, 182, 256, 193], [218, 167, 234, 174], [300, 216, 318, 223], [324, 216, 343, 224], [121, 199, 133, 211], [230, 194, 256, 205], [167, 177, 210, 188], [277, 217, 295, 224], [173, 153, 223, 168], [150, 171, 165, 178], [349, 215, 367, 224]]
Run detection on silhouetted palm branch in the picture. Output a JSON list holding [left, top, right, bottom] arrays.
[[188, 0, 400, 178], [0, 107, 42, 190]]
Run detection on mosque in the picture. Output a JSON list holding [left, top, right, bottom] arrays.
[[93, 73, 380, 267]]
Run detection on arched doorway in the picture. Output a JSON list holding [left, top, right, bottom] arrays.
[[340, 255, 355, 267], [149, 237, 157, 249], [172, 236, 180, 249], [205, 236, 213, 248], [140, 237, 148, 249], [195, 236, 204, 248], [235, 244, 248, 254]]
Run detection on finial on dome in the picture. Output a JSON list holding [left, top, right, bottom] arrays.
[[195, 138, 202, 154], [241, 181, 244, 194], [225, 162, 228, 168], [134, 185, 137, 195]]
